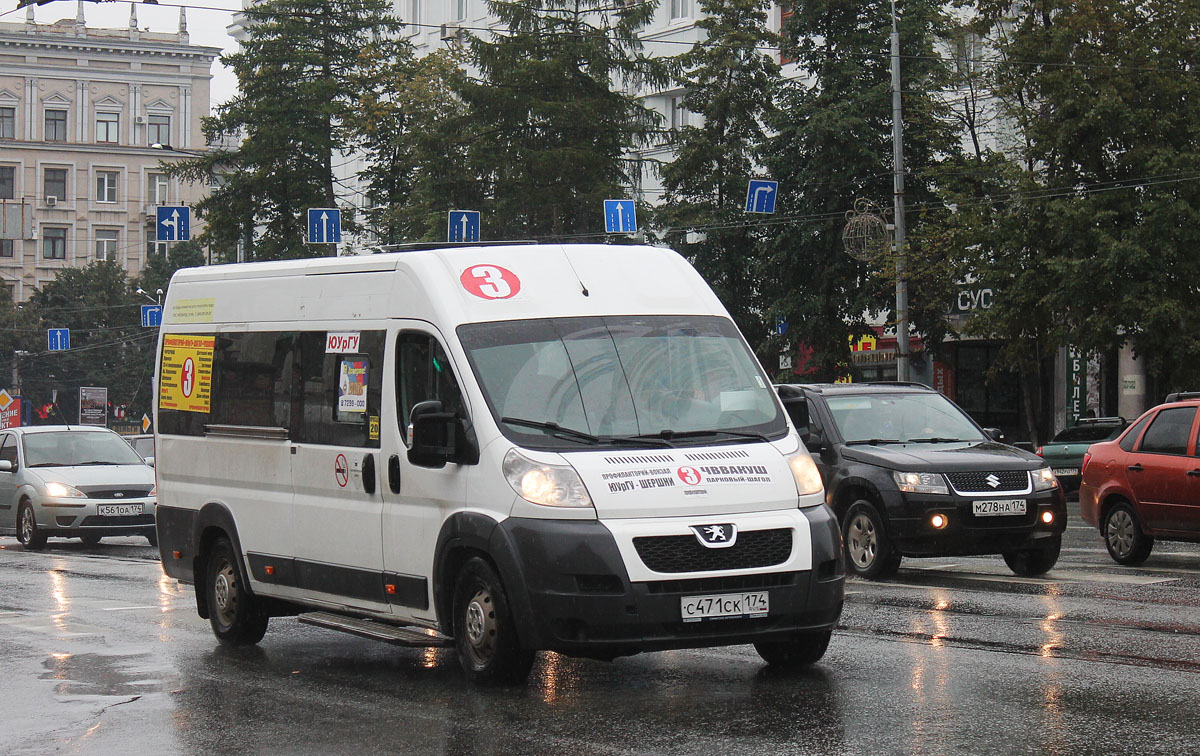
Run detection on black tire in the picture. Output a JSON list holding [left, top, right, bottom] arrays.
[[452, 557, 534, 684], [80, 534, 102, 547], [206, 537, 269, 645], [1102, 502, 1154, 566], [17, 502, 47, 550], [1003, 534, 1061, 576], [842, 500, 900, 579], [754, 628, 833, 668], [146, 530, 158, 548]]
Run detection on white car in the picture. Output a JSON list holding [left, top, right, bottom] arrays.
[[0, 425, 157, 549]]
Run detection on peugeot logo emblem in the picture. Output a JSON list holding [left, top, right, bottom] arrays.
[[985, 474, 1001, 489], [690, 523, 738, 549]]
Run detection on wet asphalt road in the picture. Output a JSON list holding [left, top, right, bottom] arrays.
[[2, 500, 1200, 756]]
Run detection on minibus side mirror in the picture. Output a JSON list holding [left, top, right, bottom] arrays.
[[408, 400, 480, 469]]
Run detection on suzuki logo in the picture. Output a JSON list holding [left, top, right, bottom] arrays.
[[985, 474, 1001, 489], [690, 523, 738, 549]]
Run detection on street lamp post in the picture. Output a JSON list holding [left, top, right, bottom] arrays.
[[890, 0, 910, 382]]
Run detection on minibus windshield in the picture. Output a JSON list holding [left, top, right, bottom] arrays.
[[457, 315, 786, 450]]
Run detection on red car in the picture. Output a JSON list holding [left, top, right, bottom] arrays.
[[1080, 393, 1200, 564]]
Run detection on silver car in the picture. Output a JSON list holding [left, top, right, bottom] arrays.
[[0, 426, 157, 549]]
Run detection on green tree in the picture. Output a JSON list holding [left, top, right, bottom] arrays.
[[944, 0, 1200, 439], [657, 0, 780, 343], [458, 0, 666, 239], [764, 0, 960, 380], [168, 0, 407, 260]]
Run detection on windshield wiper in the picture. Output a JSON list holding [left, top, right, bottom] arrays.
[[634, 429, 771, 443], [28, 462, 65, 467], [501, 417, 672, 448], [76, 460, 121, 465], [906, 437, 972, 444], [845, 438, 904, 446]]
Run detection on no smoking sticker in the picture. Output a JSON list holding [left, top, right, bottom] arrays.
[[334, 454, 349, 488]]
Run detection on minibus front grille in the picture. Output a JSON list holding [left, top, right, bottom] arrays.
[[644, 571, 799, 594], [633, 529, 793, 573]]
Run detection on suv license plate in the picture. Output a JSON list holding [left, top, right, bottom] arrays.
[[972, 499, 1026, 517], [97, 503, 143, 517], [681, 592, 769, 622]]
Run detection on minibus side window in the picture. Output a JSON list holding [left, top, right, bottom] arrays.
[[396, 333, 464, 431], [210, 332, 295, 428], [291, 331, 384, 448]]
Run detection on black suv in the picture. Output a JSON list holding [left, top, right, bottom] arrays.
[[777, 383, 1067, 579]]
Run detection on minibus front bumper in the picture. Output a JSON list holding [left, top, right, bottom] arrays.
[[496, 506, 845, 659]]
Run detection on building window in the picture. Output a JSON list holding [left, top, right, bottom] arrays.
[[147, 239, 168, 257], [95, 229, 119, 261], [44, 168, 67, 202], [96, 171, 119, 203], [96, 112, 119, 144], [0, 239, 13, 258], [147, 114, 170, 146], [453, 0, 466, 21], [409, 0, 420, 26], [670, 0, 689, 20], [45, 109, 67, 141], [147, 173, 169, 204], [0, 107, 14, 139], [42, 227, 67, 260], [668, 96, 688, 129], [0, 166, 13, 200]]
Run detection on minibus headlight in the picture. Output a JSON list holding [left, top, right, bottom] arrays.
[[893, 471, 949, 495], [503, 449, 593, 509], [1032, 467, 1058, 492], [44, 481, 86, 498], [788, 452, 824, 501]]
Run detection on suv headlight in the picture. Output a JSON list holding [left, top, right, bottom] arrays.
[[788, 452, 824, 501], [1032, 467, 1058, 492], [503, 449, 593, 508], [893, 471, 949, 495], [44, 481, 87, 498]]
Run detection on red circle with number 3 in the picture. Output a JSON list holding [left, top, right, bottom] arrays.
[[461, 265, 521, 300], [677, 466, 703, 486]]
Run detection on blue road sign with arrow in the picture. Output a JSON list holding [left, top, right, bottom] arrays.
[[47, 328, 70, 351], [448, 210, 481, 243], [156, 206, 191, 241], [745, 179, 779, 214], [307, 207, 342, 244], [604, 199, 637, 233], [141, 305, 163, 328]]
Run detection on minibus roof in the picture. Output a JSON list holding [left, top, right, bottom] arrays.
[[163, 243, 731, 328]]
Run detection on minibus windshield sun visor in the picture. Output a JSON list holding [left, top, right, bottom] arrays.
[[458, 315, 787, 451]]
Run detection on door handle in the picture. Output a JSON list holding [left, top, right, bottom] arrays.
[[1188, 470, 1200, 477], [1127, 464, 1143, 472], [388, 454, 402, 494], [362, 453, 376, 495]]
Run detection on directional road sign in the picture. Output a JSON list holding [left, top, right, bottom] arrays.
[[308, 207, 342, 244], [156, 206, 191, 241], [745, 179, 779, 214], [604, 199, 637, 234], [47, 328, 70, 351], [141, 304, 163, 328], [448, 210, 481, 243], [776, 318, 789, 335]]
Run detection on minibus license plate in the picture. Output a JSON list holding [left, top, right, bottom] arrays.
[[681, 592, 769, 622], [972, 499, 1026, 517], [97, 503, 143, 517]]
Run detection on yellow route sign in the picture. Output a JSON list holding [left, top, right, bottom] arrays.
[[159, 334, 214, 413]]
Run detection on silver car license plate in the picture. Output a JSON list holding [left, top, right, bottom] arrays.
[[972, 499, 1026, 517], [97, 503, 143, 517], [681, 592, 769, 622]]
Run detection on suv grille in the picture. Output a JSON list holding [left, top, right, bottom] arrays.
[[633, 529, 792, 573], [946, 470, 1029, 493]]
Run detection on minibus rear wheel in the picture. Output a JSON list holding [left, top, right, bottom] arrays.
[[452, 557, 534, 684], [754, 628, 833, 668], [206, 537, 269, 645]]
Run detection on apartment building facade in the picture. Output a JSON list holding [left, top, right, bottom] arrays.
[[0, 6, 219, 301]]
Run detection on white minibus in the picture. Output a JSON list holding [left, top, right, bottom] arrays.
[[154, 243, 844, 682]]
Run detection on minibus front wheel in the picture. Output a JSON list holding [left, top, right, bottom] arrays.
[[206, 537, 269, 645], [452, 556, 535, 684]]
